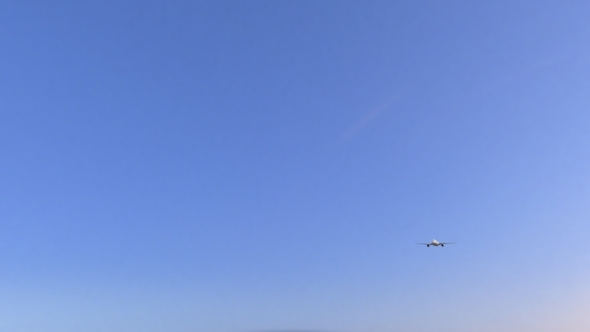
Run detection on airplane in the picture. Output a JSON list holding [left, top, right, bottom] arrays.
[[417, 239, 456, 247]]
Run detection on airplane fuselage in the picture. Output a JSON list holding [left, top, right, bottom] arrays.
[[427, 239, 443, 247], [418, 239, 454, 247]]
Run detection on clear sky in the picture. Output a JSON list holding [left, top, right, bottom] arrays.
[[1, 1, 590, 331]]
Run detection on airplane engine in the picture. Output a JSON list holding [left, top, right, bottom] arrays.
[[441, 244, 444, 247]]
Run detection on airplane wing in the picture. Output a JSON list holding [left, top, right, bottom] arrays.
[[416, 243, 430, 245], [439, 242, 456, 244]]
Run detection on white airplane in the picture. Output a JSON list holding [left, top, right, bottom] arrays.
[[417, 239, 456, 247]]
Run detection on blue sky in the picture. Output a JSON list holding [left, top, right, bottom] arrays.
[[1, 1, 590, 331]]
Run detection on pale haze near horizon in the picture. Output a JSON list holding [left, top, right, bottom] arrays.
[[1, 1, 590, 332]]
